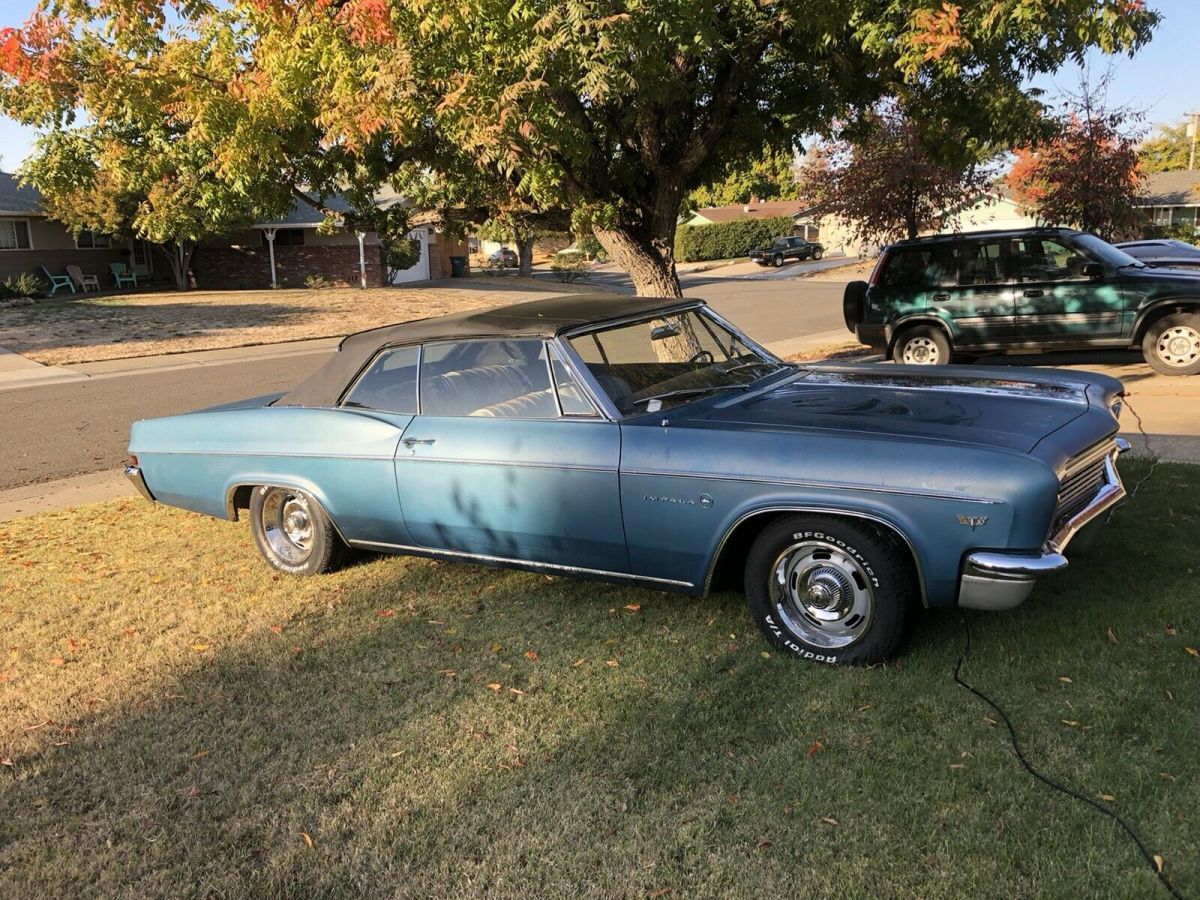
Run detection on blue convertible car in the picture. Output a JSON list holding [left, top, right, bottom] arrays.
[[126, 294, 1129, 665]]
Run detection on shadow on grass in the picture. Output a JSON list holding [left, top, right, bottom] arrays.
[[1, 462, 1196, 897]]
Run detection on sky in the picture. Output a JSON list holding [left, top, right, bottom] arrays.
[[1, 0, 1199, 172]]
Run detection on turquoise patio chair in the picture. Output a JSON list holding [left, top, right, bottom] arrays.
[[39, 266, 77, 296], [110, 261, 138, 289]]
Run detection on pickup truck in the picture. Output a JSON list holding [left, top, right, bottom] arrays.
[[749, 236, 824, 267]]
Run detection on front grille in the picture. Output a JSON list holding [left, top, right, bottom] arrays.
[[1053, 442, 1112, 527]]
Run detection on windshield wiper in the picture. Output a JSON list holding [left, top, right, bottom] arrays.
[[629, 383, 753, 408], [719, 359, 787, 377]]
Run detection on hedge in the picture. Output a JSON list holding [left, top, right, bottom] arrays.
[[674, 215, 796, 262]]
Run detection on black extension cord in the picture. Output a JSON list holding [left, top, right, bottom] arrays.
[[953, 616, 1186, 899]]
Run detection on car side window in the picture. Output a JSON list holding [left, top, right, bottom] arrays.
[[548, 345, 598, 416], [1014, 238, 1091, 282], [878, 248, 929, 287], [420, 339, 558, 418], [342, 345, 420, 414], [958, 241, 1008, 285]]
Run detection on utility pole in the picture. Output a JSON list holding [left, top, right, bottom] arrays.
[[1189, 111, 1200, 171]]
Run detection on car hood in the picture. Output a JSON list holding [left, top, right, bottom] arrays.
[[690, 365, 1105, 454], [1122, 264, 1200, 283]]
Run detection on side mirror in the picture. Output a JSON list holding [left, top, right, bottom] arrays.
[[650, 322, 681, 341], [1081, 262, 1103, 279]]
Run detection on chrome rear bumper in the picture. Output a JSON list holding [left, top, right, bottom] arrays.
[[124, 465, 155, 503], [958, 439, 1128, 611]]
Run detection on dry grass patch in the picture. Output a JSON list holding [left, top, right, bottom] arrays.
[[1, 461, 1197, 897], [0, 284, 586, 366]]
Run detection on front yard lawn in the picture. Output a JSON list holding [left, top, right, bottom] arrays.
[[1, 459, 1196, 897], [0, 283, 588, 366]]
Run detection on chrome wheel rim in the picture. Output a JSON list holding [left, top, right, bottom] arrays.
[[260, 488, 314, 564], [901, 336, 941, 365], [1155, 325, 1200, 369], [770, 540, 875, 649]]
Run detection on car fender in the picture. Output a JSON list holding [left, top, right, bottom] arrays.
[[1132, 295, 1200, 341], [884, 312, 956, 350]]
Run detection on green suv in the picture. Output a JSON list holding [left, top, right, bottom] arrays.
[[844, 227, 1200, 375]]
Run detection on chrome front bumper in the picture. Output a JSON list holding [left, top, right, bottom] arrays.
[[124, 464, 155, 503], [958, 439, 1129, 611]]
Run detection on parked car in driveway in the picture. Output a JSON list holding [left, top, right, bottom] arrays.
[[845, 227, 1200, 375], [748, 236, 824, 267], [487, 248, 518, 268], [127, 294, 1128, 665], [1114, 238, 1200, 271]]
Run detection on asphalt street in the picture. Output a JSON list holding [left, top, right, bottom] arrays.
[[0, 275, 850, 490]]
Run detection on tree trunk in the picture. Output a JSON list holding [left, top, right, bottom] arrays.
[[155, 240, 195, 290], [515, 232, 535, 277], [593, 225, 682, 298]]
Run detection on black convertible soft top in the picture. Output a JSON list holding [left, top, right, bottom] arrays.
[[279, 292, 698, 407]]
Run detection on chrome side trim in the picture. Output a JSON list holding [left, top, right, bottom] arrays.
[[622, 468, 1002, 505], [1047, 449, 1126, 554], [347, 539, 694, 589], [133, 449, 397, 461], [393, 455, 617, 473], [124, 465, 155, 503], [700, 506, 928, 606]]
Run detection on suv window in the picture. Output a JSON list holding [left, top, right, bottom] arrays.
[[342, 345, 419, 414], [879, 245, 960, 288], [958, 240, 1008, 285], [1013, 237, 1090, 282], [419, 339, 557, 418]]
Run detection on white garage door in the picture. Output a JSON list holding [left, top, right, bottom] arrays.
[[390, 228, 432, 284]]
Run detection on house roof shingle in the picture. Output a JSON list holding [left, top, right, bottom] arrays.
[[690, 199, 815, 224], [1137, 170, 1200, 207], [0, 172, 44, 214]]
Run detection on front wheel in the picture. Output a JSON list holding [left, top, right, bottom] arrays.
[[1142, 312, 1200, 375], [812, 248, 823, 260], [892, 325, 952, 366], [249, 485, 349, 576], [744, 515, 914, 665], [772, 254, 784, 268]]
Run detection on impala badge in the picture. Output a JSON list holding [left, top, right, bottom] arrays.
[[956, 514, 988, 530]]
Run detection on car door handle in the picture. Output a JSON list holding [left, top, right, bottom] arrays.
[[931, 293, 950, 302], [401, 438, 436, 448], [1023, 289, 1044, 298]]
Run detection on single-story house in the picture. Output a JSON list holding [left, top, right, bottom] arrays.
[[0, 171, 468, 291], [681, 199, 823, 241], [1135, 170, 1200, 232]]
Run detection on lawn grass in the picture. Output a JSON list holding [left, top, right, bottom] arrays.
[[1, 459, 1197, 897]]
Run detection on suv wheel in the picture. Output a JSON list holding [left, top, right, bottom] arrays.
[[1143, 312, 1200, 375], [812, 248, 823, 260], [892, 326, 951, 366], [772, 254, 784, 268]]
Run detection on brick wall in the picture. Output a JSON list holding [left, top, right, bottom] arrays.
[[3, 248, 127, 286], [191, 243, 386, 291]]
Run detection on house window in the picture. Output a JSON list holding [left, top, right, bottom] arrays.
[[263, 228, 305, 247], [131, 239, 153, 268], [0, 220, 31, 250], [1171, 207, 1198, 226], [76, 230, 112, 249]]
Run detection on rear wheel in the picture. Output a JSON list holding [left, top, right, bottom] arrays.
[[249, 485, 349, 576], [812, 248, 823, 260], [772, 254, 784, 268], [1142, 312, 1200, 375], [892, 325, 951, 366], [744, 515, 914, 665]]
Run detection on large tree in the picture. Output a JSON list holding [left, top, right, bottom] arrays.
[[1007, 75, 1144, 239], [686, 149, 803, 211], [2, 1, 1160, 296], [798, 103, 996, 243], [1139, 120, 1196, 175]]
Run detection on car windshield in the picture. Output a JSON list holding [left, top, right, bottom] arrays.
[[1072, 233, 1144, 268], [567, 307, 787, 415]]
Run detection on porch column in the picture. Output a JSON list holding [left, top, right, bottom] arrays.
[[262, 227, 278, 289], [356, 231, 367, 289]]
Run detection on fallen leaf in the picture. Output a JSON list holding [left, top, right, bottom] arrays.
[[1185, 647, 1200, 659], [509, 688, 526, 696], [192, 750, 209, 759], [299, 832, 314, 849], [949, 764, 966, 769], [23, 720, 51, 732], [647, 889, 673, 898], [523, 650, 538, 662], [489, 642, 502, 654], [820, 816, 839, 826], [124, 628, 137, 637], [270, 624, 282, 635], [605, 659, 619, 668], [1098, 793, 1116, 802], [983, 716, 998, 727], [1061, 720, 1081, 727], [1058, 676, 1073, 683], [1, 757, 13, 767], [1161, 772, 1177, 782], [49, 656, 65, 666], [624, 604, 641, 612], [1106, 627, 1118, 644], [755, 839, 773, 849], [760, 651, 771, 659], [192, 643, 211, 652], [377, 609, 395, 618], [571, 658, 586, 667], [806, 740, 824, 758], [1154, 854, 1164, 873], [486, 683, 502, 692]]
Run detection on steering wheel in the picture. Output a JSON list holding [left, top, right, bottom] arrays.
[[688, 349, 715, 365]]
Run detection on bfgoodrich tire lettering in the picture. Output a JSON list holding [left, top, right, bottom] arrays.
[[744, 515, 915, 665], [249, 485, 349, 576]]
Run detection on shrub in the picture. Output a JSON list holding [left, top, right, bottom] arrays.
[[1137, 223, 1199, 245], [304, 274, 336, 289], [1, 272, 49, 299], [385, 236, 422, 278], [550, 255, 590, 283], [674, 215, 795, 262], [575, 233, 606, 261]]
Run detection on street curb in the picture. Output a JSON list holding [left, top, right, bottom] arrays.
[[0, 470, 136, 522]]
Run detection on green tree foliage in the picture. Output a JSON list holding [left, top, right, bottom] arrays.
[[687, 150, 802, 211], [799, 103, 995, 243], [0, 1, 1161, 297], [674, 215, 795, 263], [1139, 121, 1195, 175]]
